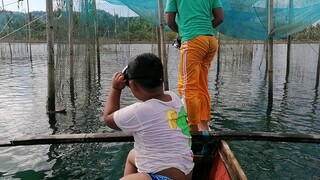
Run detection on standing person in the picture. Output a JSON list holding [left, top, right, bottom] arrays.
[[103, 53, 194, 180], [165, 0, 224, 132]]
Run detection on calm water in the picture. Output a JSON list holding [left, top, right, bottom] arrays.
[[0, 43, 319, 180]]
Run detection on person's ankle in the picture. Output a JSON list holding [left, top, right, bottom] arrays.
[[198, 121, 210, 131], [198, 126, 210, 131], [189, 125, 198, 132]]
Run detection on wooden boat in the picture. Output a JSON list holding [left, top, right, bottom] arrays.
[[191, 131, 247, 180], [192, 139, 247, 180], [190, 131, 319, 180]]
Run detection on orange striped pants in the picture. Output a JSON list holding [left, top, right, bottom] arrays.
[[178, 35, 218, 126]]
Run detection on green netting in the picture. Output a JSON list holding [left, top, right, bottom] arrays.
[[105, 0, 320, 40], [53, 0, 98, 109], [221, 0, 320, 40], [107, 0, 161, 26]]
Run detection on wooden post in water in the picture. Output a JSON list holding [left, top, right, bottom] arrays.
[[157, 27, 161, 58], [114, 9, 117, 35], [157, 0, 169, 90], [68, 0, 75, 106], [217, 31, 221, 73], [286, 35, 291, 82], [282, 0, 292, 110], [93, 0, 101, 80], [88, 0, 91, 78], [286, 0, 293, 81], [46, 0, 55, 113], [84, 0, 91, 88], [267, 0, 274, 114], [316, 44, 320, 90], [69, 0, 74, 81], [26, 0, 32, 62]]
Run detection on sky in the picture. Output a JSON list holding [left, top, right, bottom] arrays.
[[1, 0, 137, 17]]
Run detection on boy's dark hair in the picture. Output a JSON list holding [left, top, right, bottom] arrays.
[[127, 53, 163, 89]]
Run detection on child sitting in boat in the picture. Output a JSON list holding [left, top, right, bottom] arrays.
[[103, 53, 194, 180]]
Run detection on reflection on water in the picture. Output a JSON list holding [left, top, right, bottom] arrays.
[[0, 43, 319, 179]]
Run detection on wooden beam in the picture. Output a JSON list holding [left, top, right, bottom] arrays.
[[0, 132, 134, 147], [1, 131, 319, 147], [191, 131, 320, 144]]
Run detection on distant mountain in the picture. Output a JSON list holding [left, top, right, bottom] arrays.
[[31, 11, 46, 18]]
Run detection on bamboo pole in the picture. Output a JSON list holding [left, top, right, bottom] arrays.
[[68, 0, 76, 107], [267, 0, 274, 72], [286, 35, 291, 82], [217, 31, 221, 73], [46, 0, 55, 113], [1, 131, 319, 147], [85, 0, 91, 84], [114, 9, 117, 35], [69, 0, 74, 81], [93, 0, 101, 80], [8, 42, 12, 59], [26, 0, 32, 62], [267, 0, 274, 114], [157, 27, 161, 58], [287, 35, 291, 63], [286, 0, 293, 81], [158, 0, 169, 90], [316, 44, 320, 90]]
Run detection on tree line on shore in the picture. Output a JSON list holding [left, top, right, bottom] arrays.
[[0, 10, 319, 42]]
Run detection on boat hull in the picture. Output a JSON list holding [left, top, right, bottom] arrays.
[[192, 140, 246, 180]]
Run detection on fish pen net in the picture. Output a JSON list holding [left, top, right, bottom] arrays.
[[0, 0, 319, 112], [52, 0, 98, 111], [106, 0, 320, 41], [104, 0, 320, 87]]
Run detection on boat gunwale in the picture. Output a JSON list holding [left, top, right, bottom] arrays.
[[218, 140, 247, 180]]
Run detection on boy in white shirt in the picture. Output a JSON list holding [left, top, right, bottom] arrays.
[[103, 53, 194, 180]]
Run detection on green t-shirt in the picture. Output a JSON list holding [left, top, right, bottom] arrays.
[[165, 0, 222, 42]]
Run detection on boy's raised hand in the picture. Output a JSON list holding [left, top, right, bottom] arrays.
[[103, 71, 125, 131], [112, 72, 126, 91]]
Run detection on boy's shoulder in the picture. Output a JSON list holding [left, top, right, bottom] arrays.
[[165, 90, 182, 100]]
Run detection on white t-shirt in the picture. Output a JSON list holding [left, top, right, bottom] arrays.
[[114, 91, 194, 175]]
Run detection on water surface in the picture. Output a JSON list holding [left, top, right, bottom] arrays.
[[0, 42, 319, 179]]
